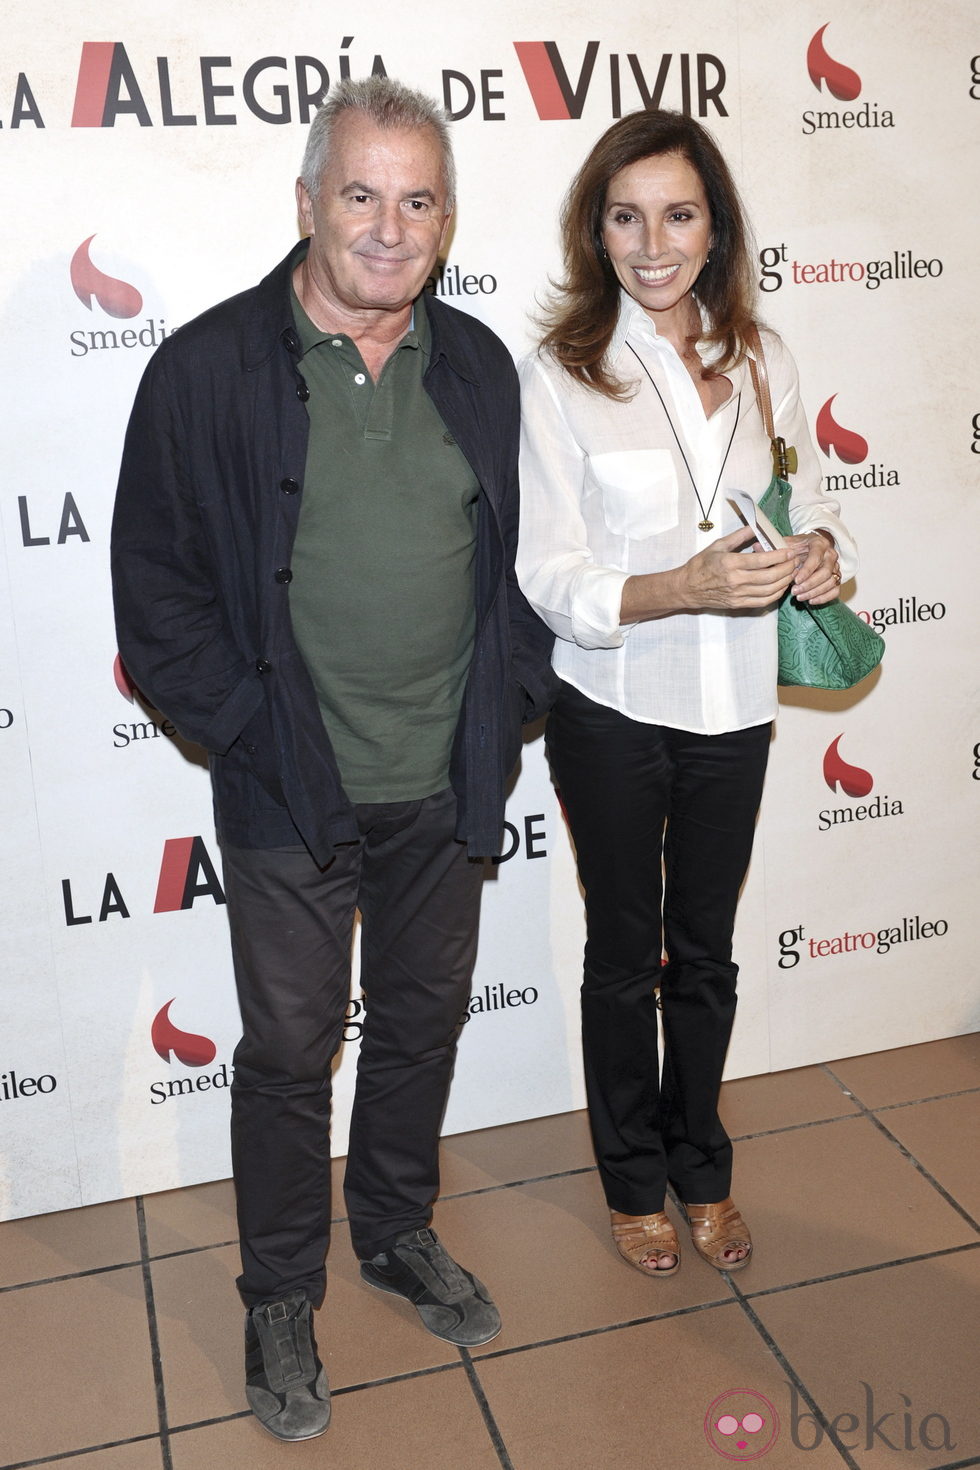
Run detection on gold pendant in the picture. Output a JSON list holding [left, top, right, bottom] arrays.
[[699, 519, 714, 531]]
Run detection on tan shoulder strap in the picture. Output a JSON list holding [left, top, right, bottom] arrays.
[[744, 321, 797, 479], [745, 322, 775, 440]]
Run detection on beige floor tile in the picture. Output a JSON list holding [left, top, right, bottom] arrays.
[[435, 1172, 732, 1358], [142, 1178, 237, 1257], [720, 1065, 860, 1136], [168, 1369, 501, 1469], [0, 1197, 140, 1288], [0, 1269, 157, 1463], [477, 1302, 847, 1469], [151, 1235, 460, 1429], [55, 1442, 164, 1469], [829, 1032, 980, 1108], [150, 1243, 244, 1425], [881, 1092, 980, 1220], [439, 1109, 596, 1195], [751, 1250, 980, 1468], [727, 1115, 976, 1291]]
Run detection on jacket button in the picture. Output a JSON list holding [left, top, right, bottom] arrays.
[[255, 658, 273, 674], [244, 743, 257, 755], [280, 327, 301, 353], [274, 567, 293, 584], [280, 477, 299, 494], [295, 381, 310, 402]]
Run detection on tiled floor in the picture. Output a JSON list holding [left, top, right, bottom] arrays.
[[2, 1034, 978, 1470]]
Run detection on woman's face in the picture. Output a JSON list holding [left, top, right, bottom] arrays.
[[601, 151, 712, 331]]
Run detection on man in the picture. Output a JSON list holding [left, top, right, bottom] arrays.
[[111, 76, 555, 1443]]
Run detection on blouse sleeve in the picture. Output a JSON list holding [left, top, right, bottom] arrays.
[[516, 354, 633, 650], [764, 332, 859, 582]]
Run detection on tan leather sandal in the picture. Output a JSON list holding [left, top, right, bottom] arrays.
[[610, 1211, 680, 1276], [684, 1198, 752, 1272]]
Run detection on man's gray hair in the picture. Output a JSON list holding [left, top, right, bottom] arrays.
[[300, 76, 456, 211]]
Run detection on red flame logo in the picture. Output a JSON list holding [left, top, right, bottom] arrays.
[[806, 25, 862, 101], [70, 235, 143, 318], [151, 1000, 217, 1067], [113, 653, 135, 702], [823, 735, 873, 798], [816, 396, 869, 465]]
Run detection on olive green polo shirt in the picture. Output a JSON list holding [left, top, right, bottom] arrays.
[[288, 289, 479, 803]]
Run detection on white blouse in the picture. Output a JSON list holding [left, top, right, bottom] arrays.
[[517, 294, 858, 734]]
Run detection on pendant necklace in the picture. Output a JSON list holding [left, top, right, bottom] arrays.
[[626, 341, 740, 532]]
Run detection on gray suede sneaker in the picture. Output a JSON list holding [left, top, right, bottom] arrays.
[[244, 1291, 331, 1441], [360, 1227, 501, 1346]]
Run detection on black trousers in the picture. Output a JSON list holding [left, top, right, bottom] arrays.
[[546, 682, 771, 1215], [222, 787, 484, 1307]]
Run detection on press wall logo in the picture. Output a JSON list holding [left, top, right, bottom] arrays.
[[0, 1067, 58, 1102], [149, 999, 230, 1105], [338, 974, 542, 1045], [510, 41, 726, 120], [3, 36, 729, 132], [425, 263, 498, 301], [820, 733, 902, 832], [815, 397, 900, 495], [757, 241, 943, 294], [112, 653, 180, 749], [152, 999, 217, 1066], [61, 835, 226, 925], [802, 24, 894, 134], [854, 594, 946, 637], [778, 911, 948, 968], [68, 233, 175, 359], [71, 234, 142, 317]]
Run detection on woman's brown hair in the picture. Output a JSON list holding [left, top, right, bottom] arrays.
[[539, 109, 757, 398]]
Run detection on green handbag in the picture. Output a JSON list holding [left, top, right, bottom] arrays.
[[747, 328, 884, 690]]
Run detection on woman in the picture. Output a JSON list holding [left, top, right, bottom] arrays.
[[517, 110, 856, 1276]]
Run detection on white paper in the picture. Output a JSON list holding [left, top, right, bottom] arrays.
[[728, 491, 788, 552]]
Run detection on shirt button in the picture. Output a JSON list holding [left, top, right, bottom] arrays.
[[353, 372, 366, 385], [255, 658, 273, 674], [274, 567, 293, 584], [280, 477, 299, 494], [296, 381, 310, 401], [331, 338, 343, 347]]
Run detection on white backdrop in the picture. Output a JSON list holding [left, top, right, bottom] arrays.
[[1, 0, 978, 1221]]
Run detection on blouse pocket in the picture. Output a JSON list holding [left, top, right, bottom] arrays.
[[588, 448, 679, 540]]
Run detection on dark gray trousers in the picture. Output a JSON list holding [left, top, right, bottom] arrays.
[[222, 787, 483, 1307]]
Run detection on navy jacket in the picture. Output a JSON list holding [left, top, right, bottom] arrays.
[[111, 242, 557, 862]]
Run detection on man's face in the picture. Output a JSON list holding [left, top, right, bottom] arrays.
[[296, 110, 452, 319]]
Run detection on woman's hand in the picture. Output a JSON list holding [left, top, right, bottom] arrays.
[[680, 524, 797, 610], [621, 525, 798, 623], [785, 530, 841, 605]]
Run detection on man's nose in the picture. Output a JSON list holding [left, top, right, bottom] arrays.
[[372, 201, 405, 247]]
